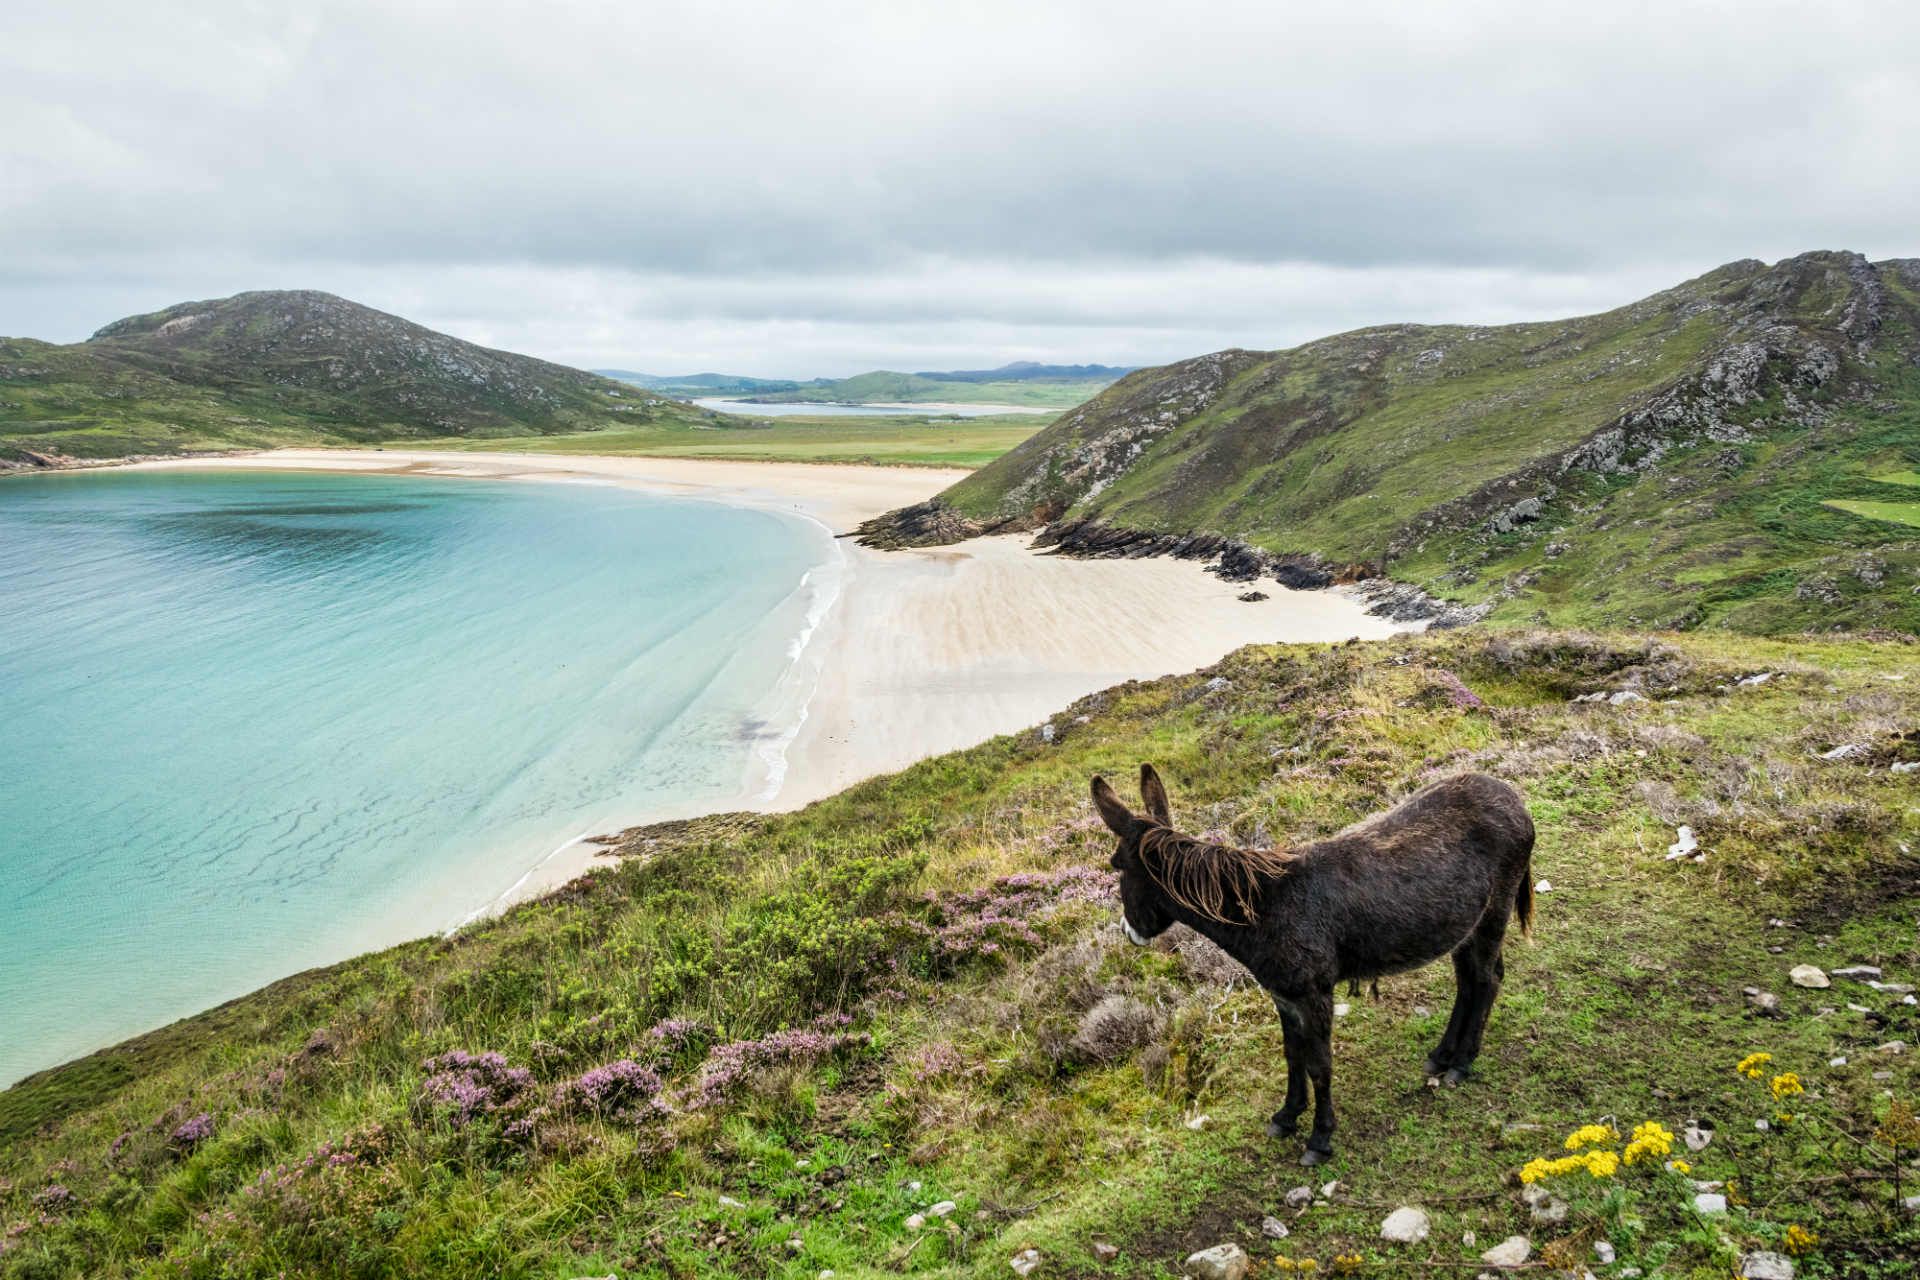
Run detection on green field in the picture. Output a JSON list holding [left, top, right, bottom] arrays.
[[1826, 498, 1920, 529], [426, 412, 1048, 469], [4, 628, 1915, 1278]]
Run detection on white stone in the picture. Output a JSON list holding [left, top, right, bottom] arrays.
[[1284, 1185, 1313, 1209], [1789, 964, 1828, 988], [1665, 826, 1699, 860], [1461, 1230, 1476, 1247], [1694, 1192, 1728, 1213], [1010, 1248, 1043, 1276], [1535, 879, 1553, 893], [1829, 1056, 1847, 1067], [1530, 1194, 1569, 1224], [718, 1195, 745, 1209], [819, 1272, 834, 1280], [1877, 1040, 1909, 1054], [1319, 1180, 1340, 1199], [1594, 1240, 1616, 1264], [1831, 965, 1882, 980], [1183, 1243, 1249, 1280], [1684, 1123, 1712, 1151], [1739, 1251, 1794, 1280], [904, 1214, 926, 1231], [1261, 1216, 1289, 1239], [1184, 1113, 1211, 1131], [1334, 1002, 1351, 1017], [929, 1201, 956, 1218], [1481, 1236, 1531, 1268], [1378, 1206, 1430, 1243]]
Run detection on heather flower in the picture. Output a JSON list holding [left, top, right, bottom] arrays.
[[170, 1112, 215, 1148], [1428, 668, 1486, 710], [564, 1058, 666, 1121], [416, 1050, 534, 1128], [646, 1017, 708, 1050], [683, 1024, 870, 1109], [31, 1184, 75, 1215]]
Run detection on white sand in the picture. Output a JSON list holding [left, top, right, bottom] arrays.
[[126, 449, 1409, 906]]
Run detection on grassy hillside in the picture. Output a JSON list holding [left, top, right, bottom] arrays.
[[3, 628, 1916, 1278], [869, 253, 1920, 634], [745, 368, 1118, 410], [0, 292, 719, 467]]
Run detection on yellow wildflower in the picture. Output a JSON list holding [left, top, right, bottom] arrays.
[[1621, 1120, 1674, 1165], [1273, 1260, 1295, 1272], [1735, 1052, 1773, 1079], [1297, 1261, 1319, 1274], [1669, 1158, 1692, 1174], [1581, 1149, 1620, 1177], [1563, 1123, 1618, 1151], [1783, 1224, 1817, 1254], [1769, 1072, 1804, 1101], [1333, 1254, 1364, 1274]]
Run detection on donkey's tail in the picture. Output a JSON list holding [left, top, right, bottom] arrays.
[[1514, 833, 1536, 942]]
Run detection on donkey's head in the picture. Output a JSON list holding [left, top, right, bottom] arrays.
[[1091, 763, 1178, 946]]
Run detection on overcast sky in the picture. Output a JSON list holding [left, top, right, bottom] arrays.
[[4, 1, 1917, 376]]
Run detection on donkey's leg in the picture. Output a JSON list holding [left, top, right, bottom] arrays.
[[1445, 920, 1510, 1083], [1266, 997, 1309, 1137], [1298, 989, 1337, 1166], [1424, 949, 1480, 1077]]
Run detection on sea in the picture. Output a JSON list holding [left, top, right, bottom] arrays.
[[0, 467, 836, 1086]]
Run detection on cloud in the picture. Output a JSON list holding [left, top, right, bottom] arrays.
[[3, 0, 1917, 372]]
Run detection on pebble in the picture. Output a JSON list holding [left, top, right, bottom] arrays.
[[1694, 1192, 1728, 1213], [1789, 964, 1829, 988], [1183, 1242, 1249, 1280], [1832, 965, 1883, 980], [718, 1195, 745, 1209], [819, 1272, 834, 1280], [904, 1214, 926, 1231], [1870, 980, 1916, 993], [1333, 1002, 1351, 1017], [1461, 1230, 1476, 1247], [1185, 1113, 1212, 1131], [1378, 1206, 1431, 1243], [1874, 1070, 1894, 1081], [787, 1237, 805, 1252], [1877, 1041, 1909, 1055], [1904, 1193, 1920, 1215], [1529, 1194, 1569, 1224], [1535, 879, 1553, 893], [929, 1201, 957, 1218], [1092, 1242, 1120, 1261], [1830, 1056, 1848, 1067], [1284, 1185, 1314, 1210], [1665, 826, 1699, 860], [1414, 1004, 1432, 1017], [1740, 1251, 1795, 1280], [1480, 1235, 1531, 1268], [1010, 1248, 1043, 1276], [1261, 1216, 1289, 1239], [1746, 990, 1781, 1016], [1684, 1122, 1713, 1151], [1319, 1180, 1340, 1199], [1594, 1240, 1616, 1265], [906, 1180, 922, 1193]]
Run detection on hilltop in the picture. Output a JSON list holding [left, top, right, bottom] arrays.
[[0, 291, 717, 467], [862, 252, 1920, 635], [2, 627, 1915, 1276]]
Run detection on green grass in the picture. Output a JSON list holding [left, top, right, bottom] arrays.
[[1870, 470, 1920, 488], [421, 413, 1048, 469], [746, 372, 1111, 410], [1826, 498, 1920, 529], [3, 628, 1916, 1278]]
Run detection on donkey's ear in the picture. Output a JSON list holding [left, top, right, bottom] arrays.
[[1091, 775, 1135, 836], [1139, 763, 1172, 826]]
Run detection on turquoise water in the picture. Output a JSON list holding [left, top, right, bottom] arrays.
[[0, 469, 833, 1086]]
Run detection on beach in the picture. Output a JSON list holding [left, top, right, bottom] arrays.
[[127, 449, 1409, 904]]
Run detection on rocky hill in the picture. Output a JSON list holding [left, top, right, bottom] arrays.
[[1, 291, 716, 467], [861, 252, 1920, 634]]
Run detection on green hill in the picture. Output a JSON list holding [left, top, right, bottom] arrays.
[[744, 366, 1123, 410], [0, 291, 718, 468], [862, 252, 1920, 634], [2, 627, 1915, 1276]]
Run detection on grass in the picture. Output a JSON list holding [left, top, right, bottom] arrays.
[[2, 627, 1916, 1278], [420, 413, 1048, 469], [1828, 499, 1920, 529]]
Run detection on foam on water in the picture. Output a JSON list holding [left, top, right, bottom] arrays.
[[0, 468, 832, 1085]]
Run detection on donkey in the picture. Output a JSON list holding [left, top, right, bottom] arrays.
[[1092, 764, 1534, 1166]]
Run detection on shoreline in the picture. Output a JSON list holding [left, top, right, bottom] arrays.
[[116, 448, 1415, 915]]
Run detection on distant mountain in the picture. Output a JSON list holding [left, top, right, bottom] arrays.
[[1, 291, 716, 466], [595, 370, 802, 396], [910, 361, 1135, 383], [861, 251, 1920, 635]]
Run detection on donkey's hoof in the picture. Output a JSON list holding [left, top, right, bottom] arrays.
[[1422, 1055, 1447, 1076], [1266, 1112, 1300, 1138], [1441, 1066, 1471, 1087], [1298, 1145, 1333, 1167]]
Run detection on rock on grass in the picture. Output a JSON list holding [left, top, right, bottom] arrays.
[[1378, 1205, 1430, 1243], [1183, 1243, 1249, 1280]]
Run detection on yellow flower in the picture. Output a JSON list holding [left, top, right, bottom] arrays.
[[1581, 1149, 1620, 1177], [1769, 1072, 1804, 1101], [1622, 1120, 1675, 1165], [1563, 1123, 1618, 1151], [1297, 1262, 1319, 1274], [1273, 1260, 1295, 1273], [1333, 1254, 1364, 1274], [1669, 1158, 1692, 1174], [1783, 1224, 1817, 1254], [1735, 1051, 1773, 1079]]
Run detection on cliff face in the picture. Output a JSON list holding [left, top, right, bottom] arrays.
[[862, 253, 1920, 634]]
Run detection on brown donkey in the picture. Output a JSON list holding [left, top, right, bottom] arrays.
[[1092, 765, 1534, 1166]]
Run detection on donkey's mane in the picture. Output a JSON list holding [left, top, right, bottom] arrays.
[[1138, 825, 1296, 925]]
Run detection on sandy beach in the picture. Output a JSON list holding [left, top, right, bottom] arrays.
[[128, 448, 1408, 905]]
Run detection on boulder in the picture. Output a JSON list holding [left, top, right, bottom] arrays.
[[1789, 964, 1829, 988]]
